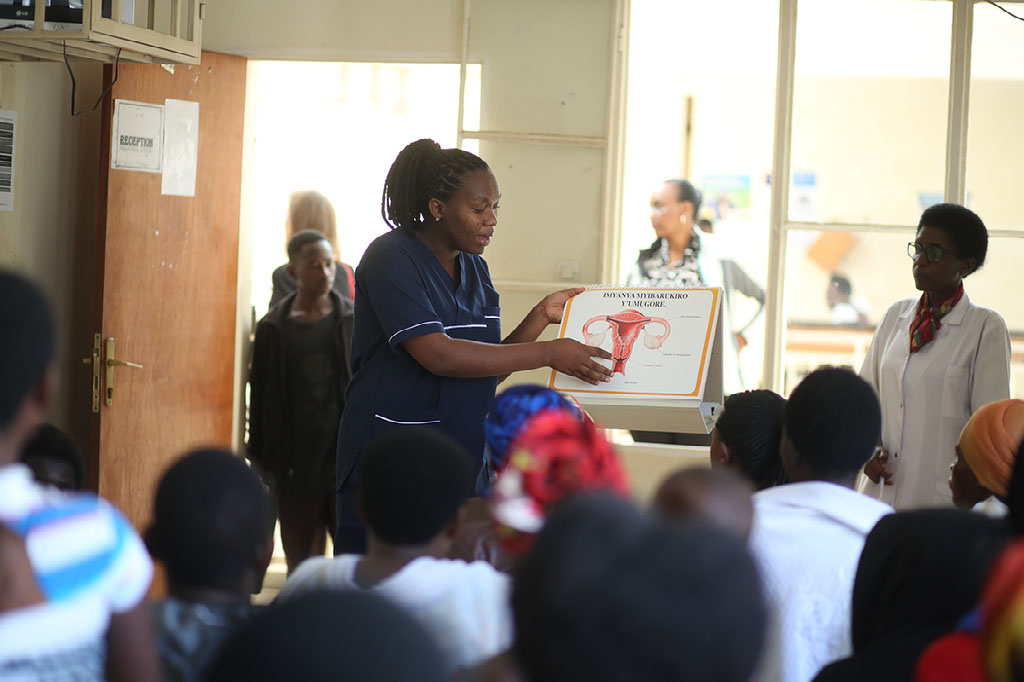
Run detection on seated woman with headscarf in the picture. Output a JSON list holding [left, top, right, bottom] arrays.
[[950, 399, 1024, 510], [448, 385, 583, 570]]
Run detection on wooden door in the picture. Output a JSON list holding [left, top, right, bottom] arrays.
[[90, 52, 246, 537]]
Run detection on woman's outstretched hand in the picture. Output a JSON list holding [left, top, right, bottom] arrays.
[[545, 338, 613, 386], [537, 287, 585, 325]]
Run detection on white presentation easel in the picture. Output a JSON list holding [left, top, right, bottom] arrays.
[[549, 287, 725, 435]]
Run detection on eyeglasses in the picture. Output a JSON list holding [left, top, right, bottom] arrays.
[[907, 242, 952, 265]]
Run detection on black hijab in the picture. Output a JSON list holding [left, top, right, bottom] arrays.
[[813, 509, 1010, 682]]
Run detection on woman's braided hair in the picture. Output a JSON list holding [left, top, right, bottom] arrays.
[[381, 139, 490, 233], [716, 389, 788, 490]]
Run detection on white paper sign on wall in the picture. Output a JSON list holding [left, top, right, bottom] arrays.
[[161, 99, 199, 197], [111, 100, 164, 173]]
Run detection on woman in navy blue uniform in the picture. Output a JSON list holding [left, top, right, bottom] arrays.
[[334, 139, 613, 553]]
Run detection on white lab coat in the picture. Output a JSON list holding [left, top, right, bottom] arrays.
[[858, 294, 1011, 509]]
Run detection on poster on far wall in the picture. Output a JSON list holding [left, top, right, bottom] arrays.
[[702, 174, 751, 220], [0, 109, 15, 211]]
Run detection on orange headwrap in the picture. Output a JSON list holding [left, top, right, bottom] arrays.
[[958, 399, 1024, 497]]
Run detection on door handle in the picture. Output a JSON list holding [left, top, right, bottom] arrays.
[[81, 333, 102, 413], [107, 358, 143, 369], [103, 337, 142, 406]]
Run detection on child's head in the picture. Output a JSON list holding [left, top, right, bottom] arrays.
[[287, 230, 336, 299], [146, 448, 273, 597], [653, 467, 754, 539], [20, 423, 85, 492], [0, 271, 55, 460], [358, 428, 475, 549], [207, 590, 447, 682], [711, 389, 787, 490], [512, 494, 766, 682], [782, 367, 881, 485]]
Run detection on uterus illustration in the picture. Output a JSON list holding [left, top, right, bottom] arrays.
[[582, 309, 671, 376]]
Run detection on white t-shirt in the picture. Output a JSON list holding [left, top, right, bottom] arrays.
[[279, 554, 512, 670], [859, 295, 1011, 508], [749, 481, 892, 682]]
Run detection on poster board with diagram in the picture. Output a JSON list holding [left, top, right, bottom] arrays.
[[548, 286, 724, 433]]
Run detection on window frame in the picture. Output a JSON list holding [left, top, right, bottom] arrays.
[[762, 0, 1024, 392]]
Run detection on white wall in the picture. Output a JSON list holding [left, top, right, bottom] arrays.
[[203, 0, 464, 62], [0, 62, 102, 449]]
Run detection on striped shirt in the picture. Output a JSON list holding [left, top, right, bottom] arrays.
[[0, 464, 153, 679]]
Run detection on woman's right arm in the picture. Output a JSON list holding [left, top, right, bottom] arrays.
[[402, 333, 612, 386]]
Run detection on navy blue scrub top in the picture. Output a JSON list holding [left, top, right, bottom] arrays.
[[335, 228, 501, 490]]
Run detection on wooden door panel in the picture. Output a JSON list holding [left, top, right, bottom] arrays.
[[93, 52, 245, 535]]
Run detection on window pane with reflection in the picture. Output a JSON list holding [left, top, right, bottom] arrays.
[[789, 0, 951, 226], [965, 3, 1024, 231], [782, 230, 1024, 397]]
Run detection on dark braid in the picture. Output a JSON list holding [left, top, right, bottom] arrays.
[[381, 138, 490, 233], [716, 389, 787, 491]]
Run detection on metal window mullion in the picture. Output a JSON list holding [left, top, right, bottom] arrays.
[[599, 0, 630, 284], [945, 0, 973, 204], [456, 0, 471, 149], [763, 0, 799, 393]]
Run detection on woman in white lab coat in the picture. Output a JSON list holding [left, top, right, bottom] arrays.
[[859, 203, 1011, 509]]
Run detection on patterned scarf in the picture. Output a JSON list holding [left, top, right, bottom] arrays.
[[909, 283, 964, 353]]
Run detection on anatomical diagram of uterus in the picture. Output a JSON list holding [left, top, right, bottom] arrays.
[[582, 309, 671, 376]]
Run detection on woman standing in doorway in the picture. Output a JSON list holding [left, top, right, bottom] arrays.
[[860, 203, 1011, 509], [333, 139, 612, 552], [269, 190, 356, 307]]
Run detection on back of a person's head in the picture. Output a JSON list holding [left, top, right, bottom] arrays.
[[653, 467, 754, 540], [147, 449, 272, 592], [716, 389, 787, 490], [784, 367, 880, 481], [0, 270, 54, 433], [852, 508, 1010, 652], [513, 494, 766, 682], [20, 423, 85, 492], [359, 428, 475, 545], [981, 540, 1024, 682], [1008, 439, 1024, 536], [484, 384, 577, 473], [490, 411, 630, 556], [205, 590, 447, 682]]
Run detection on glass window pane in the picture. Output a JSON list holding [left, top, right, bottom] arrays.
[[789, 0, 951, 226], [782, 230, 1024, 397], [965, 3, 1024, 231], [620, 0, 779, 391], [464, 0, 614, 137]]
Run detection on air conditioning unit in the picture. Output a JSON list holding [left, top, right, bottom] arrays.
[[0, 0, 133, 30]]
